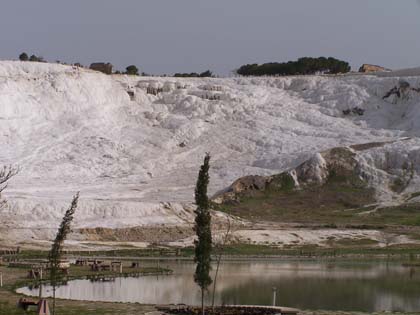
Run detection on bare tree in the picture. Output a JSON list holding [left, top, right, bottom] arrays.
[[211, 216, 232, 312], [0, 165, 19, 209]]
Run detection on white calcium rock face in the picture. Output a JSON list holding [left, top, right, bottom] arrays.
[[1, 61, 420, 239]]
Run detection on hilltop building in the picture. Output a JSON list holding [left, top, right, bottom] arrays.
[[359, 64, 390, 73], [89, 62, 113, 74]]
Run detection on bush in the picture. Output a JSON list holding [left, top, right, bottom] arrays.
[[174, 72, 200, 77], [343, 107, 365, 116], [174, 70, 213, 78], [237, 57, 351, 76], [125, 65, 139, 75], [19, 52, 28, 61], [29, 54, 44, 62], [199, 70, 213, 77]]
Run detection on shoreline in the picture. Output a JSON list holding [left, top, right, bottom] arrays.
[[2, 250, 420, 315], [3, 260, 419, 315]]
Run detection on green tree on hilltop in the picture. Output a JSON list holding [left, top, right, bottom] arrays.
[[200, 70, 213, 77], [19, 52, 28, 61], [237, 56, 351, 76], [125, 65, 139, 75], [29, 54, 44, 62]]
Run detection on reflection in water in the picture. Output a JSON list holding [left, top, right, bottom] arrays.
[[17, 260, 420, 312]]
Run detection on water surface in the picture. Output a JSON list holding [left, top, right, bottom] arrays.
[[17, 260, 420, 312]]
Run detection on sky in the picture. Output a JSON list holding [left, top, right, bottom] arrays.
[[1, 0, 420, 76]]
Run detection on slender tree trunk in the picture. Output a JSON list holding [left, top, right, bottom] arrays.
[[211, 217, 231, 312], [211, 255, 221, 312], [38, 283, 42, 299], [202, 288, 205, 315], [52, 284, 56, 315]]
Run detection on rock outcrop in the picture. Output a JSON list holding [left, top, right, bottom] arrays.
[[383, 80, 420, 100], [213, 146, 361, 204]]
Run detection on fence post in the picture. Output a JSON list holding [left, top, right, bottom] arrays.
[[272, 287, 277, 306]]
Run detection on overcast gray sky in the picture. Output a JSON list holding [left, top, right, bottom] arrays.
[[1, 0, 420, 75]]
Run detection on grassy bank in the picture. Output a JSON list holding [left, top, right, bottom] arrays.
[[12, 242, 420, 262], [0, 262, 169, 315], [1, 254, 420, 315]]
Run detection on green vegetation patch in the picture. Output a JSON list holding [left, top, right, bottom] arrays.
[[375, 204, 420, 226], [391, 177, 406, 193], [268, 173, 295, 192], [237, 57, 350, 76], [218, 177, 375, 224]]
